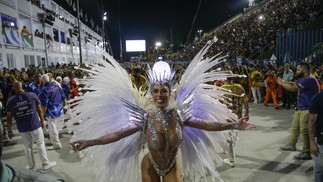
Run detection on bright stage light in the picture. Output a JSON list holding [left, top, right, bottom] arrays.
[[155, 41, 162, 47]]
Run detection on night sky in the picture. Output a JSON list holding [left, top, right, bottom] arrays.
[[54, 0, 252, 58]]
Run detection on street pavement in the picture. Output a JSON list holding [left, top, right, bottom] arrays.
[[2, 103, 314, 182]]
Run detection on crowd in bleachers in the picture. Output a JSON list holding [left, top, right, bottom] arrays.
[[173, 0, 323, 61]]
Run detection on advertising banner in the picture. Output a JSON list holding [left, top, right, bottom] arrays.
[[1, 13, 20, 46]]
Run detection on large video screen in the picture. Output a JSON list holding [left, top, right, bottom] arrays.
[[125, 40, 146, 52]]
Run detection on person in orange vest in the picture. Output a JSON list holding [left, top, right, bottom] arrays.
[[264, 70, 279, 110]]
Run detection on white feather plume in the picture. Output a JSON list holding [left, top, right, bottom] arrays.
[[68, 53, 147, 182], [174, 37, 239, 181]]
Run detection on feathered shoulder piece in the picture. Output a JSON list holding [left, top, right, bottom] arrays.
[[68, 52, 148, 182], [172, 37, 240, 181]]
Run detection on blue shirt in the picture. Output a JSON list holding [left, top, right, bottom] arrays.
[[39, 82, 65, 118], [6, 92, 41, 132], [61, 82, 70, 100], [25, 81, 42, 96], [296, 74, 320, 110]]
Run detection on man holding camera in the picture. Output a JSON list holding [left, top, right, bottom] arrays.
[[278, 62, 320, 160]]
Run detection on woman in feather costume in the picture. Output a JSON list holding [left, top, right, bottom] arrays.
[[70, 38, 255, 182]]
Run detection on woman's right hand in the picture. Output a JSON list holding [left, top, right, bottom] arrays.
[[235, 117, 256, 130], [70, 140, 91, 151]]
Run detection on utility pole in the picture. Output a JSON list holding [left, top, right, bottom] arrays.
[[186, 0, 203, 44], [76, 0, 83, 65], [118, 0, 123, 61]]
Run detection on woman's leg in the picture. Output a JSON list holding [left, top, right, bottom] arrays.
[[141, 154, 160, 182]]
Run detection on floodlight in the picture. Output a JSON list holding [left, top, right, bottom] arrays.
[[155, 42, 162, 47]]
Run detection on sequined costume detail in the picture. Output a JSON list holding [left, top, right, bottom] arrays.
[[146, 107, 183, 176]]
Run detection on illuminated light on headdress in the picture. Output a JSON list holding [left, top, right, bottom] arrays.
[[147, 61, 175, 85]]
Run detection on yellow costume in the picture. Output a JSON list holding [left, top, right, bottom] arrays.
[[130, 74, 148, 91], [221, 83, 248, 117]]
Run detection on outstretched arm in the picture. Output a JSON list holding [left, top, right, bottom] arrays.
[[71, 123, 141, 151], [277, 78, 299, 92], [185, 117, 255, 131]]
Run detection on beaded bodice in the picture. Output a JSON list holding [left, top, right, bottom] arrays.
[[145, 107, 183, 176]]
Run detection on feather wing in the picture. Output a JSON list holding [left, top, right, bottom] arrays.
[[68, 53, 148, 182], [174, 38, 239, 181]]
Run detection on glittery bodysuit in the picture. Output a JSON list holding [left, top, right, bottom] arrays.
[[145, 107, 183, 176]]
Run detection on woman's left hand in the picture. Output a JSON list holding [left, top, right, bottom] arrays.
[[70, 140, 91, 151]]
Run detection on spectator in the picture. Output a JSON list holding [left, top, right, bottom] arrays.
[[39, 74, 67, 150], [0, 88, 5, 141], [278, 62, 320, 160], [47, 72, 61, 89], [0, 121, 63, 181], [25, 72, 42, 96], [21, 26, 30, 35], [6, 82, 57, 172], [221, 76, 249, 167], [68, 72, 79, 99], [264, 70, 279, 109], [308, 90, 323, 182], [34, 29, 40, 37], [130, 68, 148, 91], [282, 63, 294, 109], [57, 76, 70, 100], [250, 66, 262, 103]]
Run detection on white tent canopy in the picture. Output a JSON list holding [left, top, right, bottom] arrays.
[[270, 54, 276, 61]]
